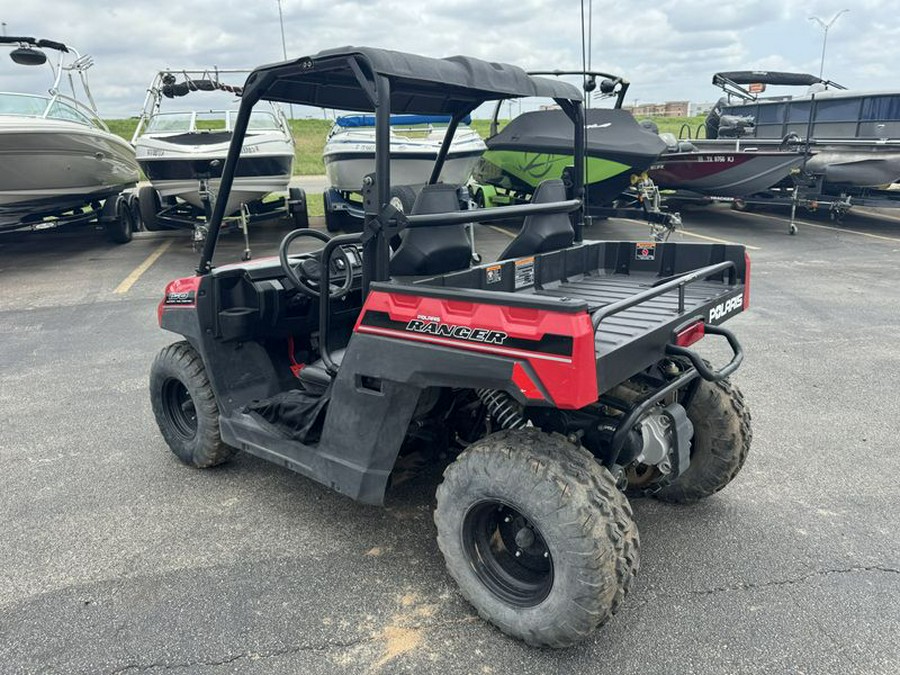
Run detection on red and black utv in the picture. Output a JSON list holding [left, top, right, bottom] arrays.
[[150, 47, 751, 648]]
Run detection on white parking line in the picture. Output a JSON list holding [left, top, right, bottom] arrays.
[[737, 210, 900, 244], [114, 240, 173, 295], [485, 224, 515, 238], [790, 219, 900, 243], [617, 219, 761, 250]]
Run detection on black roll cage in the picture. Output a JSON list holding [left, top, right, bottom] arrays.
[[196, 49, 587, 290]]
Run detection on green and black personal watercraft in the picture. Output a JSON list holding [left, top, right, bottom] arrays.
[[470, 71, 668, 210]]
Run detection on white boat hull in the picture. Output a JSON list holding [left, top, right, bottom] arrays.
[[135, 131, 294, 216], [0, 116, 139, 228], [323, 126, 486, 191]]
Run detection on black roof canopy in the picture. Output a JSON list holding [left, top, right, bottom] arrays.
[[242, 46, 583, 115], [714, 71, 827, 87]]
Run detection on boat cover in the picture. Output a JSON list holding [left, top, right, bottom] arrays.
[[714, 71, 825, 87], [487, 108, 667, 167], [335, 114, 472, 127], [244, 46, 582, 115]]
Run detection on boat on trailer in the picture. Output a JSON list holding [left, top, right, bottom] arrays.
[[131, 69, 304, 253], [470, 70, 686, 239], [647, 132, 807, 198], [702, 71, 900, 188], [0, 36, 138, 239], [324, 114, 485, 190], [472, 71, 667, 209], [322, 114, 485, 232], [687, 70, 900, 231]]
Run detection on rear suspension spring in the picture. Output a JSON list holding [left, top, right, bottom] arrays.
[[476, 389, 526, 430]]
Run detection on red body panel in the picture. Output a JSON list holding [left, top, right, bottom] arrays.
[[158, 276, 202, 325], [354, 290, 599, 409]]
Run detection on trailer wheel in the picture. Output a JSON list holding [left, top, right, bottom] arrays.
[[654, 376, 752, 503], [103, 196, 134, 244], [323, 189, 340, 233], [435, 429, 639, 647], [288, 187, 309, 228], [138, 186, 165, 231], [150, 341, 236, 468]]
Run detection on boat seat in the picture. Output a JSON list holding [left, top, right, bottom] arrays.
[[497, 179, 574, 260], [298, 348, 346, 393], [659, 132, 697, 153], [390, 184, 471, 276]]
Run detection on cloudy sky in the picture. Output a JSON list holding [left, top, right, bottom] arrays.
[[1, 0, 894, 118]]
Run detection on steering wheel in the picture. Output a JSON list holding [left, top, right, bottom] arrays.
[[279, 228, 354, 299]]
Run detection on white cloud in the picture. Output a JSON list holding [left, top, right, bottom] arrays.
[[1, 0, 896, 116]]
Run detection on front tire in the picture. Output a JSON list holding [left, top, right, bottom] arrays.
[[654, 377, 752, 503], [435, 429, 639, 647], [149, 341, 235, 468]]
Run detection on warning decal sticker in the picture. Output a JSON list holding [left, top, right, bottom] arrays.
[[635, 242, 656, 261]]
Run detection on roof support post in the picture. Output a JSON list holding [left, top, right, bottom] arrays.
[[557, 98, 586, 243], [196, 79, 263, 274], [427, 111, 467, 185], [361, 74, 392, 291]]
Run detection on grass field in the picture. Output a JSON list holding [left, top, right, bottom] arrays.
[[104, 114, 707, 178]]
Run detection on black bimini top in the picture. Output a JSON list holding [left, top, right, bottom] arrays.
[[488, 108, 667, 168], [241, 46, 583, 116], [714, 71, 826, 87], [0, 36, 69, 52]]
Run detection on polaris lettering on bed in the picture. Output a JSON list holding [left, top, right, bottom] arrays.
[[165, 290, 196, 305], [406, 318, 508, 345], [708, 293, 743, 323]]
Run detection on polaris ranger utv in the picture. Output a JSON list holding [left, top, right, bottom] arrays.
[[150, 47, 751, 648]]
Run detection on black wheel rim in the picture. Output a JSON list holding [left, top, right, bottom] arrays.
[[462, 500, 553, 607], [161, 378, 197, 440]]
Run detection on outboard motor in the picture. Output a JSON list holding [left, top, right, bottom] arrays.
[[704, 97, 728, 139]]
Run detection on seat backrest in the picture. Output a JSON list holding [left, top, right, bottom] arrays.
[[390, 184, 471, 276], [498, 179, 574, 260]]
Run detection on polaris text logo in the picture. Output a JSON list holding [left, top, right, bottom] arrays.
[[406, 318, 508, 345], [709, 295, 742, 322]]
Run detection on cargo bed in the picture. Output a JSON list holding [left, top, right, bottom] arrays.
[[417, 240, 749, 391]]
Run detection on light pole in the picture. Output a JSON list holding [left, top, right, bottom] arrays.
[[808, 9, 849, 79], [276, 0, 294, 119]]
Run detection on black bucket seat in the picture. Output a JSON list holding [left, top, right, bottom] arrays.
[[497, 179, 574, 260], [389, 183, 472, 276]]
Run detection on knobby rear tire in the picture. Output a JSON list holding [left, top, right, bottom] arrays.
[[654, 377, 752, 503], [435, 429, 639, 647]]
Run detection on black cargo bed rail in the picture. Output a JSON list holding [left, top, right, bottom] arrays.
[[590, 260, 737, 330]]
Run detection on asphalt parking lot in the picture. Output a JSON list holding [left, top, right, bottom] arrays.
[[1, 204, 898, 674]]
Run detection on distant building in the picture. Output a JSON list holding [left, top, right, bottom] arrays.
[[689, 101, 717, 117], [625, 101, 690, 117]]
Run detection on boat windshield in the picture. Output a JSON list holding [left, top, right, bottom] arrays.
[[144, 110, 282, 133], [0, 92, 94, 126], [247, 111, 281, 130], [145, 112, 193, 133]]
